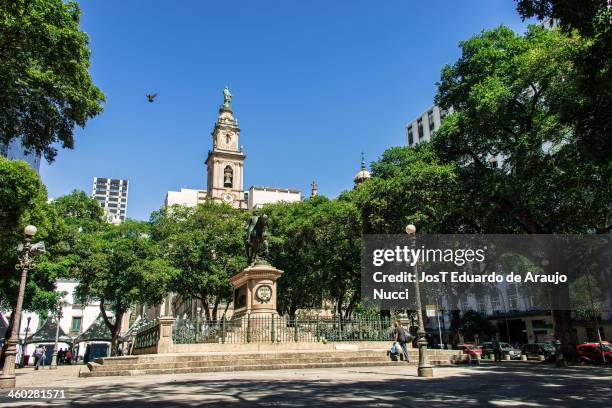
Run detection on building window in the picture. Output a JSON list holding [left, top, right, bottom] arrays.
[[71, 317, 82, 332], [417, 119, 424, 141], [408, 128, 414, 146], [428, 110, 435, 133]]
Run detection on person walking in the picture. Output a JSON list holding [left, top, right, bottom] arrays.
[[33, 345, 44, 370], [58, 348, 64, 365], [65, 349, 73, 365], [393, 320, 411, 363], [493, 337, 502, 362]]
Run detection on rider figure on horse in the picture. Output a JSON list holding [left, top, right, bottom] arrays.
[[245, 210, 269, 265]]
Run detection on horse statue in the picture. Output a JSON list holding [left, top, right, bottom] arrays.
[[244, 211, 269, 265]]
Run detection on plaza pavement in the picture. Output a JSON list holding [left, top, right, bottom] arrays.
[[1, 362, 611, 407]]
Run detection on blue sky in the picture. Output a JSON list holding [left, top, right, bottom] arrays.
[[40, 0, 531, 220]]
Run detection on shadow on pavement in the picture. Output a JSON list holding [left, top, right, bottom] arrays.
[[5, 363, 612, 407]]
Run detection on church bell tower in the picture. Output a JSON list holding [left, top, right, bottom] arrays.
[[205, 86, 245, 208]]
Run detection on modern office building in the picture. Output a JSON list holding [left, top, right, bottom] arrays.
[[165, 188, 208, 208], [92, 177, 129, 224], [0, 137, 42, 172]]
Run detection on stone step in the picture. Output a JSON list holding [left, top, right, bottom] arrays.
[[96, 350, 399, 366], [80, 360, 409, 378], [88, 356, 394, 371]]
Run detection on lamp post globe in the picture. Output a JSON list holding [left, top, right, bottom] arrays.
[[24, 225, 37, 237], [405, 224, 417, 235]]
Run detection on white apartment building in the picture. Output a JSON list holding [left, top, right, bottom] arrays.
[[92, 177, 129, 224], [405, 105, 448, 147], [165, 188, 207, 208], [247, 186, 302, 210]]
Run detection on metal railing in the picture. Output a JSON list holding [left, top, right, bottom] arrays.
[[134, 319, 159, 349], [172, 316, 395, 344]]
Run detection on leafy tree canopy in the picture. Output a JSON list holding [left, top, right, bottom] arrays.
[[0, 157, 57, 314], [150, 203, 247, 320], [434, 25, 611, 235], [0, 0, 105, 162], [74, 220, 178, 355]]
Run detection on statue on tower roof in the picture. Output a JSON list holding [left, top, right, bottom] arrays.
[[223, 86, 232, 108]]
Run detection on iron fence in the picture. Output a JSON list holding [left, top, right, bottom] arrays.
[[172, 316, 395, 344], [134, 318, 159, 349]]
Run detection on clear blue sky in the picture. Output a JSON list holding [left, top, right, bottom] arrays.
[[40, 0, 531, 220]]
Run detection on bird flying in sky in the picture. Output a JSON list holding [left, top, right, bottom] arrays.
[[146, 93, 158, 103]]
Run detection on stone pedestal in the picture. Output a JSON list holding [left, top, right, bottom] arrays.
[[230, 263, 283, 318]]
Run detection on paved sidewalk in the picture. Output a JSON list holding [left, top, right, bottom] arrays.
[[1, 362, 611, 407]]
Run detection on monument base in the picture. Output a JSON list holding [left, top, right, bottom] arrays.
[[230, 262, 283, 319]]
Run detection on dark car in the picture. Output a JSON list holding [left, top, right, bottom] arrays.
[[481, 341, 521, 360], [576, 342, 612, 364], [521, 343, 555, 361]]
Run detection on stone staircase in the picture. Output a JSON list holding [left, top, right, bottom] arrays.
[[80, 349, 452, 378]]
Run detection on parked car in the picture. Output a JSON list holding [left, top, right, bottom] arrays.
[[481, 341, 521, 360], [521, 343, 555, 361], [458, 344, 483, 359], [576, 342, 612, 364]]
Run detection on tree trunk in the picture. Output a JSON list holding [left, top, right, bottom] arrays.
[[201, 298, 211, 321], [110, 310, 124, 357], [553, 310, 576, 361], [99, 301, 124, 357], [211, 298, 220, 323], [449, 310, 461, 347], [288, 305, 297, 321]]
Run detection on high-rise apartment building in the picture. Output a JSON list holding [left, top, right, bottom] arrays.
[[92, 177, 129, 224]]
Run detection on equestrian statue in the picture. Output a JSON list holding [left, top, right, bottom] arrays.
[[244, 210, 269, 265]]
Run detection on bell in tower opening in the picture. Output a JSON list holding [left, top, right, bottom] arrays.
[[224, 165, 234, 187]]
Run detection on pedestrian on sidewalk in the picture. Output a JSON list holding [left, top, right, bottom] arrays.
[[393, 320, 411, 363], [33, 345, 44, 370], [493, 337, 502, 362]]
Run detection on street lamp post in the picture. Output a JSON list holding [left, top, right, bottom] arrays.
[[0, 225, 44, 388], [49, 303, 64, 370], [406, 224, 433, 377]]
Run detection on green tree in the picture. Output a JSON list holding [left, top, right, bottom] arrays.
[[74, 220, 178, 355], [515, 1, 611, 164], [351, 144, 462, 234], [313, 196, 363, 318], [0, 157, 59, 313], [0, 0, 105, 162], [0, 157, 59, 365], [459, 310, 496, 342], [263, 197, 327, 319], [264, 196, 362, 318], [150, 203, 247, 321], [433, 25, 612, 354]]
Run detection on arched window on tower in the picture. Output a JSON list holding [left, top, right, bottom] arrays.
[[226, 134, 231, 145], [224, 165, 233, 188]]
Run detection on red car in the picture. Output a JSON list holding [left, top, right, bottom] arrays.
[[459, 344, 483, 358], [576, 342, 612, 364]]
